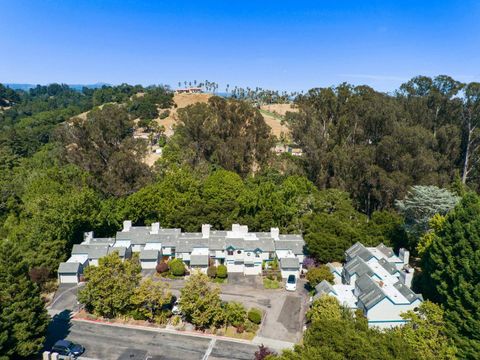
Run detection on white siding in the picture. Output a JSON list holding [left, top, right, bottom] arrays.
[[227, 261, 244, 273], [366, 298, 422, 329], [59, 274, 79, 284], [141, 260, 158, 269], [281, 268, 299, 279]]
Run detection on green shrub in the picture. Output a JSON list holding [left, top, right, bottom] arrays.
[[129, 309, 147, 321], [306, 265, 334, 287], [169, 258, 185, 276], [207, 265, 217, 278], [248, 308, 262, 324], [217, 264, 228, 278]]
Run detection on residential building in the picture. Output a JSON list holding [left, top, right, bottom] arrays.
[[314, 242, 423, 329], [57, 220, 305, 283]]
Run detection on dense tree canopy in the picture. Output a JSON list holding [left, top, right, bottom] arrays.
[[0, 241, 49, 359], [420, 193, 480, 358], [56, 104, 152, 196], [166, 97, 275, 176]]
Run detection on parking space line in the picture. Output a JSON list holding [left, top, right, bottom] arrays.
[[202, 338, 216, 360]]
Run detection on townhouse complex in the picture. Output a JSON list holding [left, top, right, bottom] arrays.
[[315, 242, 423, 329], [58, 221, 305, 283]]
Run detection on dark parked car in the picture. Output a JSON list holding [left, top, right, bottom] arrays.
[[52, 339, 85, 357]]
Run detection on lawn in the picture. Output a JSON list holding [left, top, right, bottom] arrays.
[[263, 278, 281, 289]]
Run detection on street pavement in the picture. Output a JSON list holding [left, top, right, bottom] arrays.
[[66, 320, 258, 360]]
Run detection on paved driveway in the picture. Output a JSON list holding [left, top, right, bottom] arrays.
[[48, 284, 83, 316]]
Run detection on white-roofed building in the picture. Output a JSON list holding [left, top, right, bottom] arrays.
[[316, 242, 423, 329]]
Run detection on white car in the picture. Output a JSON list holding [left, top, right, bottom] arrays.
[[285, 274, 297, 291], [172, 300, 181, 315]]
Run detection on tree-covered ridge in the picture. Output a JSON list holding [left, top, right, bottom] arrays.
[[287, 76, 480, 215]]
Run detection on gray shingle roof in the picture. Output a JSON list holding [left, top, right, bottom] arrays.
[[393, 281, 423, 303], [376, 243, 394, 258], [110, 246, 127, 258], [72, 244, 109, 259], [176, 238, 209, 253], [343, 257, 374, 278], [87, 245, 110, 259], [225, 238, 245, 249], [345, 242, 374, 261], [356, 275, 386, 310], [140, 250, 159, 260], [71, 244, 90, 254], [274, 240, 304, 254], [208, 237, 226, 250], [190, 254, 209, 266], [280, 257, 300, 269], [89, 237, 115, 245], [378, 258, 398, 275], [58, 262, 81, 273], [315, 280, 336, 295]]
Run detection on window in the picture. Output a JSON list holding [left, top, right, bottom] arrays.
[[255, 253, 260, 258], [247, 252, 251, 256], [237, 250, 242, 254], [227, 250, 234, 256]]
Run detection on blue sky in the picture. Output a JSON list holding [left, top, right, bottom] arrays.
[[1, 1, 479, 92]]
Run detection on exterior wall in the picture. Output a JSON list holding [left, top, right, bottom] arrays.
[[89, 259, 99, 267], [162, 247, 172, 256], [366, 299, 422, 329], [115, 240, 131, 248], [215, 250, 225, 258], [244, 263, 262, 275], [141, 259, 159, 269], [281, 268, 299, 279], [59, 274, 79, 284], [132, 244, 143, 252], [227, 260, 244, 273]]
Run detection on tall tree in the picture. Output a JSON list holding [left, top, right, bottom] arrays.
[[179, 273, 224, 329], [78, 253, 141, 318], [170, 97, 275, 176], [421, 193, 480, 358], [461, 82, 480, 184], [56, 104, 152, 196], [0, 241, 49, 359]]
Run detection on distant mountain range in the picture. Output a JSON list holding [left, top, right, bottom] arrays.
[[3, 83, 110, 91]]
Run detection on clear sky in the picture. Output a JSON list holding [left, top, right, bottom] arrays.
[[1, 0, 479, 92]]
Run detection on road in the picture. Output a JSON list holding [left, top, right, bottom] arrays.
[[65, 320, 258, 360]]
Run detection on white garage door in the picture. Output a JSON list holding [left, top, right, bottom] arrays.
[[227, 261, 244, 273], [59, 274, 79, 284], [281, 269, 299, 279], [141, 260, 158, 269]]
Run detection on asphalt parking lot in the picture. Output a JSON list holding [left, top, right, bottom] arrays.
[[67, 321, 258, 360]]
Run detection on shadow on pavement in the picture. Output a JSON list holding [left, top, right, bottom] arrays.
[[44, 310, 73, 351]]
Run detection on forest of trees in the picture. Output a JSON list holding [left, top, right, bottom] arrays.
[[0, 76, 479, 359]]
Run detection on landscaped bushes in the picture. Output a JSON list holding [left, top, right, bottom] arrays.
[[306, 265, 334, 287], [156, 262, 169, 274], [217, 264, 228, 278], [168, 258, 186, 276], [207, 265, 217, 278], [248, 308, 262, 324]]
